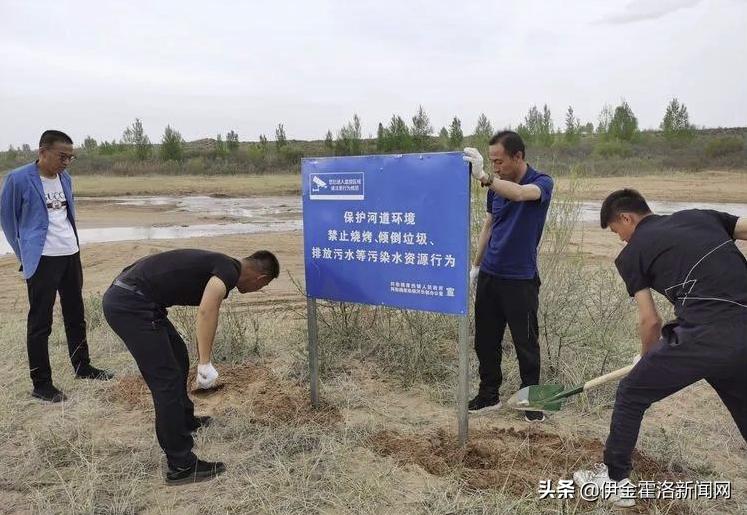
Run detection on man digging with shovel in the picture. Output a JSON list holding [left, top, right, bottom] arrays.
[[573, 189, 747, 508], [103, 249, 279, 485]]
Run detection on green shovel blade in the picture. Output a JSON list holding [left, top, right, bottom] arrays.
[[527, 384, 565, 402], [509, 384, 566, 412]]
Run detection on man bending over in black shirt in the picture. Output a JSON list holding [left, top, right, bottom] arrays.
[[103, 249, 279, 485], [574, 189, 747, 508]]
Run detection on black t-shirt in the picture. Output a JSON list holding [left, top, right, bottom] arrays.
[[615, 209, 747, 325], [117, 249, 241, 307]]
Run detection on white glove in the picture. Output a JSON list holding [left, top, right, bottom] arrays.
[[463, 147, 489, 183], [470, 266, 480, 287], [196, 362, 219, 389], [632, 354, 641, 366]]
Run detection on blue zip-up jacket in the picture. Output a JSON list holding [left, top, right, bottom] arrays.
[[0, 162, 79, 279]]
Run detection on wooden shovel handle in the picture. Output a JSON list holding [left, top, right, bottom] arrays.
[[583, 364, 634, 391]]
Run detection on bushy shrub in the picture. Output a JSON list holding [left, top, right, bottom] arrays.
[[593, 139, 632, 158], [704, 136, 744, 158]]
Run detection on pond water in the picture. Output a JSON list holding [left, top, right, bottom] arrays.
[[2, 195, 746, 255]]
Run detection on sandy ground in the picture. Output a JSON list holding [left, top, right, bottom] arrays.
[[0, 231, 307, 321], [555, 170, 747, 204]]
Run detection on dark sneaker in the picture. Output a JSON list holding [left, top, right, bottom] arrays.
[[32, 384, 67, 403], [524, 410, 546, 422], [166, 459, 226, 485], [75, 365, 115, 381], [468, 394, 501, 413], [188, 415, 213, 433]]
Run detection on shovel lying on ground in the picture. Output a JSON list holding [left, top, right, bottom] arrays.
[[506, 364, 635, 413]]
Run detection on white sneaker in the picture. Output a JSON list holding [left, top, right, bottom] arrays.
[[573, 463, 636, 508]]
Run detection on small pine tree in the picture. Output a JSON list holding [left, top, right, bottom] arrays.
[[335, 114, 362, 156], [438, 127, 449, 149], [122, 118, 152, 160], [474, 113, 493, 141], [660, 98, 694, 142], [597, 104, 614, 140], [609, 100, 639, 141], [160, 125, 184, 161], [324, 130, 334, 152], [387, 115, 412, 152], [564, 106, 581, 144], [448, 116, 464, 149], [83, 136, 98, 152], [411, 105, 433, 151], [226, 130, 239, 152], [376, 123, 387, 151], [275, 123, 287, 149], [215, 133, 228, 157], [518, 105, 553, 146]]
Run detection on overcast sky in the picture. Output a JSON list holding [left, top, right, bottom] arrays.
[[1, 0, 745, 148]]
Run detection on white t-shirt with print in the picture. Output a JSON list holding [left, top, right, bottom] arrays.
[[40, 175, 79, 256]]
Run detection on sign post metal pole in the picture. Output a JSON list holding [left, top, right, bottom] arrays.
[[457, 315, 469, 446], [306, 296, 320, 408], [457, 178, 472, 447]]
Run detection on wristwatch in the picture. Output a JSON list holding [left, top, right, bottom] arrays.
[[480, 172, 494, 187]]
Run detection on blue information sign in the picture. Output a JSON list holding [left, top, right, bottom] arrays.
[[302, 152, 470, 315]]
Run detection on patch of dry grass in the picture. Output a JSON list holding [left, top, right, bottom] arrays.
[[68, 170, 747, 202], [554, 170, 747, 203], [71, 174, 300, 198]]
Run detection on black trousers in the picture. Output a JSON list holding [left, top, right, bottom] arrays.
[[474, 271, 541, 397], [604, 322, 747, 481], [26, 253, 90, 386], [102, 284, 197, 469]]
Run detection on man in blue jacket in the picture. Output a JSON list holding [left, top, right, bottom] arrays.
[[1, 130, 112, 403]]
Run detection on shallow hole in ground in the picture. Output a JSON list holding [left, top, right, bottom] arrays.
[[108, 362, 340, 427]]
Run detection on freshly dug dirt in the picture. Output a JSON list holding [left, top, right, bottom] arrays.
[[109, 362, 340, 427], [369, 426, 686, 512]]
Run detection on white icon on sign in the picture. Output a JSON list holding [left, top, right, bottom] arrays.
[[312, 176, 328, 192]]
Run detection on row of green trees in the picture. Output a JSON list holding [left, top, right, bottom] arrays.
[[1, 98, 701, 163], [76, 120, 248, 163], [516, 98, 694, 147], [321, 98, 694, 157]]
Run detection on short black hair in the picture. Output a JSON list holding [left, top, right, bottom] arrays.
[[39, 130, 73, 148], [600, 189, 652, 229], [488, 130, 526, 160], [245, 250, 280, 279]]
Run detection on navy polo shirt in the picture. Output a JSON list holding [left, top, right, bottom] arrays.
[[480, 166, 553, 280]]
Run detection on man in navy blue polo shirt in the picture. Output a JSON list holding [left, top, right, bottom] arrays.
[[463, 131, 553, 422]]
